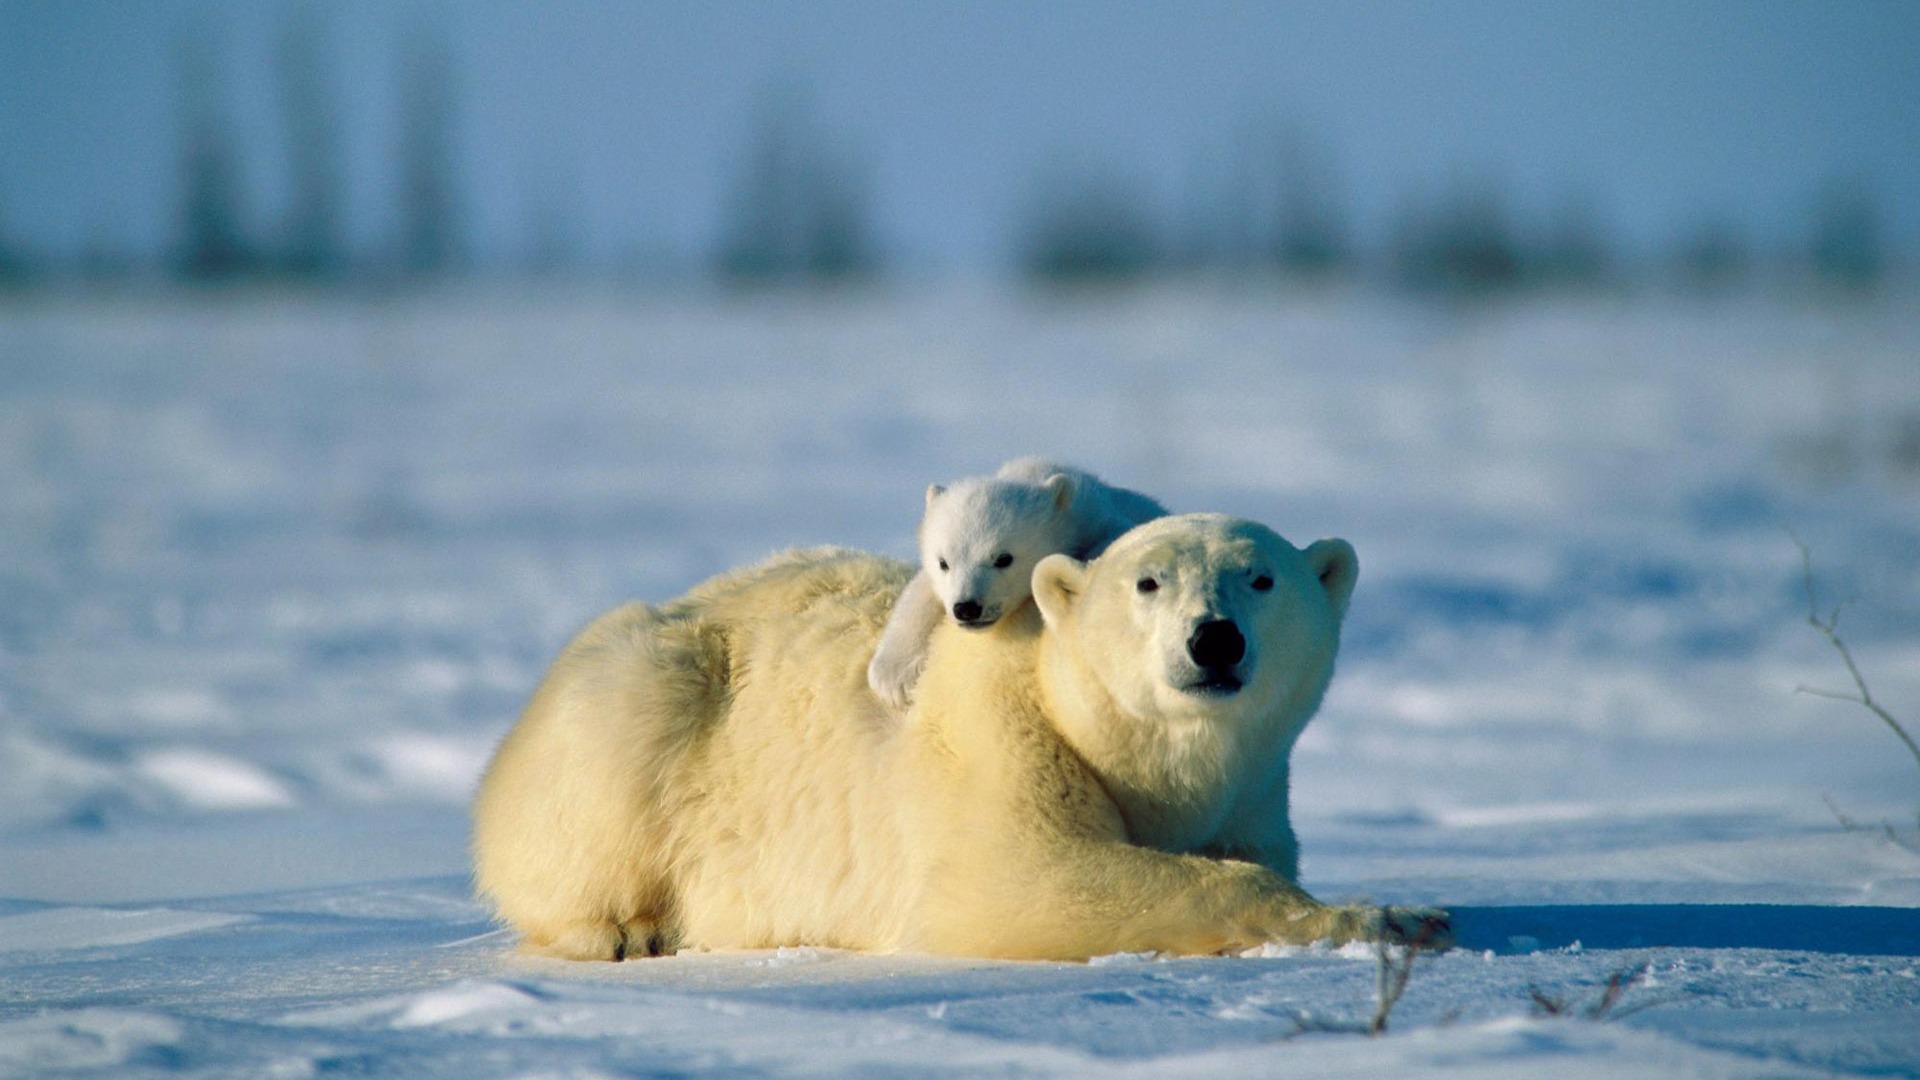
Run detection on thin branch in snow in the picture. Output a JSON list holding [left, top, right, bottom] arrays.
[[1823, 793, 1920, 855], [1280, 907, 1439, 1040], [1587, 962, 1649, 1020], [1528, 962, 1650, 1021], [1369, 915, 1425, 1035], [1792, 535, 1920, 777], [1792, 535, 1920, 854]]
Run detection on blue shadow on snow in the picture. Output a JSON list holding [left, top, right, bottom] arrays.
[[1450, 905, 1920, 956]]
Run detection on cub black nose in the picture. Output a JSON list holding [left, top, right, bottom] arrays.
[[1187, 619, 1245, 668], [952, 600, 984, 623]]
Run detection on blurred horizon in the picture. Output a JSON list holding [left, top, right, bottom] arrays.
[[2, 0, 1917, 292]]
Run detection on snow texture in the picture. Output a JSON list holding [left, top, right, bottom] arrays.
[[3, 286, 1919, 1077]]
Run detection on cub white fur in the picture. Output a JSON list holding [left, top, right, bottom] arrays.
[[866, 458, 1166, 710], [470, 513, 1450, 961]]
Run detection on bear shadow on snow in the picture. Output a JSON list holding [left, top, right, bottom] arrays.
[[1451, 904, 1920, 957], [471, 513, 1449, 961]]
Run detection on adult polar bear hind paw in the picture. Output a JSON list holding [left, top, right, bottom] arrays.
[[471, 516, 1451, 961]]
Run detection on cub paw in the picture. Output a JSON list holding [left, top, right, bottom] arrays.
[[866, 651, 925, 713]]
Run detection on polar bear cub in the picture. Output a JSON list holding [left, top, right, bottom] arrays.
[[866, 457, 1167, 710]]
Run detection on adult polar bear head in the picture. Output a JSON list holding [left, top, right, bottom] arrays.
[[1027, 513, 1357, 874], [472, 512, 1442, 962]]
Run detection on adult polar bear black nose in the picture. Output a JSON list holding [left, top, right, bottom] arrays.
[[1187, 620, 1245, 668], [952, 600, 985, 623]]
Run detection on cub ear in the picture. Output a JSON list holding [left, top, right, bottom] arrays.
[[1032, 553, 1087, 627], [924, 483, 946, 511], [1304, 539, 1359, 623], [1043, 472, 1075, 513]]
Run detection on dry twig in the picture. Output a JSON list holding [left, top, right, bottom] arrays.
[[1529, 962, 1650, 1021], [1281, 907, 1441, 1039], [1794, 538, 1920, 776], [1793, 536, 1920, 854], [1368, 920, 1421, 1034]]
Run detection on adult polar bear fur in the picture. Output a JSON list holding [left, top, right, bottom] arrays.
[[471, 514, 1447, 960]]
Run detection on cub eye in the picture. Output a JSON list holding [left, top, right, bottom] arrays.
[[992, 553, 1014, 569], [1252, 575, 1274, 592], [937, 558, 949, 572], [1136, 577, 1159, 594]]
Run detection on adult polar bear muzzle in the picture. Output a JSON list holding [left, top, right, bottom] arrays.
[[1183, 618, 1248, 696]]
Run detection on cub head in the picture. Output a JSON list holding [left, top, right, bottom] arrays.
[[1032, 513, 1357, 745], [919, 472, 1081, 629]]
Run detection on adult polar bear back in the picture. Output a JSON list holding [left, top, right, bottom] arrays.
[[471, 515, 1447, 960]]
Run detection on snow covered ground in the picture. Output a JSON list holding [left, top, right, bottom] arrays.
[[3, 283, 1918, 1077]]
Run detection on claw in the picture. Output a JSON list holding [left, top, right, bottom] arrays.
[[1381, 907, 1454, 951]]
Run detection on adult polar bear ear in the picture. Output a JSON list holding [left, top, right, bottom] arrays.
[[925, 483, 946, 510], [1032, 553, 1086, 628], [1304, 538, 1359, 623]]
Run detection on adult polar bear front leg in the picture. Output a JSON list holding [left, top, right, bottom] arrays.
[[866, 571, 943, 711], [899, 591, 1392, 960]]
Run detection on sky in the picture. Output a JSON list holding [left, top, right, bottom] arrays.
[[1, 0, 1917, 274]]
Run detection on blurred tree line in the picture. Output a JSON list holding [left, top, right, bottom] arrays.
[[716, 88, 875, 287], [1018, 141, 1889, 298], [0, 10, 1895, 298], [167, 11, 458, 285]]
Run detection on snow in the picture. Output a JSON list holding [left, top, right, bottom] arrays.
[[3, 284, 1919, 1077], [0, 906, 251, 953]]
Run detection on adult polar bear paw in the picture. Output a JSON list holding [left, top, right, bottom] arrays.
[[1319, 906, 1455, 952], [471, 516, 1446, 960]]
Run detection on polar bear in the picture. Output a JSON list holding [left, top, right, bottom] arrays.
[[470, 513, 1448, 961], [866, 458, 1167, 710]]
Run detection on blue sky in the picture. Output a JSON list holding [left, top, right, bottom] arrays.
[[2, 0, 1916, 272]]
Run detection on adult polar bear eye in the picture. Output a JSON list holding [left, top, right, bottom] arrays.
[[1252, 574, 1274, 592], [937, 558, 949, 572], [1136, 577, 1159, 594], [992, 553, 1014, 569]]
